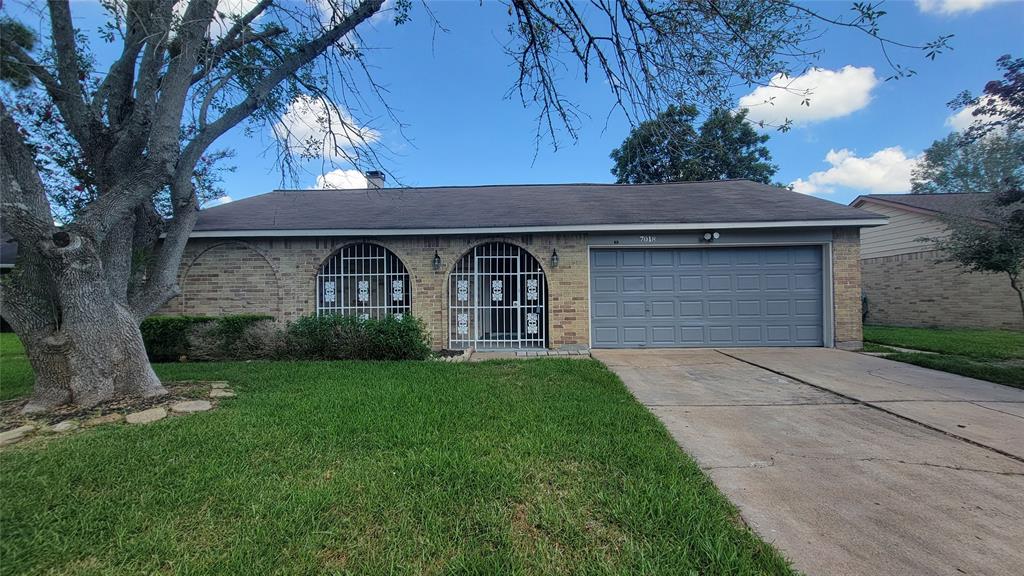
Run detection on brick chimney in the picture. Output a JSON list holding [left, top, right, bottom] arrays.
[[366, 170, 385, 189]]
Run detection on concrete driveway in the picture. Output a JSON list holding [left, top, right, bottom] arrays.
[[593, 348, 1024, 576]]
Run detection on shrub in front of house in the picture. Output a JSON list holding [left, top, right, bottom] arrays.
[[141, 314, 276, 362], [141, 316, 215, 361], [283, 313, 431, 361], [188, 314, 279, 361]]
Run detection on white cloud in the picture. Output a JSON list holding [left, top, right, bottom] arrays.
[[790, 147, 921, 195], [315, 169, 368, 189], [170, 0, 263, 39], [204, 195, 234, 207], [916, 0, 1001, 15], [273, 94, 380, 159], [738, 66, 879, 126], [946, 95, 1007, 132]]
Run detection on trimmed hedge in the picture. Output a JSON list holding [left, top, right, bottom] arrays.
[[140, 316, 213, 362], [283, 314, 431, 361], [141, 313, 431, 362], [141, 314, 273, 362]]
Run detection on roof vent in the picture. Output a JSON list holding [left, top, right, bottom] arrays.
[[366, 170, 385, 190]]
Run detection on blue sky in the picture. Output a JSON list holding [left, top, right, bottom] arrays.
[[10, 0, 1024, 207]]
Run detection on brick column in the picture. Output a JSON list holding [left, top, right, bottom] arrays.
[[832, 227, 863, 349]]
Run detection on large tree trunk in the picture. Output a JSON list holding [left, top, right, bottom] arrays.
[[4, 232, 167, 414], [20, 306, 165, 413]]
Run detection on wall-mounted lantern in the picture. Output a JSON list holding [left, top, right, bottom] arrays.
[[432, 250, 442, 271], [701, 231, 721, 242], [550, 249, 560, 268]]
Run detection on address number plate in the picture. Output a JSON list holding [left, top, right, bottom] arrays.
[[640, 235, 657, 244]]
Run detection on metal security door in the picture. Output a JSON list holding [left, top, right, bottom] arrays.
[[449, 243, 547, 350]]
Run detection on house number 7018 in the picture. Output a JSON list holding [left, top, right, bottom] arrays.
[[640, 235, 657, 243]]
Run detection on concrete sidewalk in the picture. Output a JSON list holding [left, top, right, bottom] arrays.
[[594, 348, 1024, 576]]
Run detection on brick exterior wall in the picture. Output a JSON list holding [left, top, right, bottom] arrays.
[[862, 250, 1023, 331], [832, 227, 863, 350], [159, 234, 590, 350], [158, 228, 867, 350]]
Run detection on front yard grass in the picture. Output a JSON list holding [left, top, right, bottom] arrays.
[[0, 349, 793, 574], [0, 333, 32, 401], [863, 325, 1024, 388]]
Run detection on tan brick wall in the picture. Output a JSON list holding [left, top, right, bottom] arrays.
[[159, 241, 281, 317], [832, 228, 863, 349], [160, 234, 590, 350], [862, 250, 1023, 331]]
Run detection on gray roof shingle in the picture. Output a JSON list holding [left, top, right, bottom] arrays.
[[852, 193, 995, 221], [194, 180, 883, 234]]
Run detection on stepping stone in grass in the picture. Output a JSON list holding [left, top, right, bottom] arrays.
[[51, 420, 79, 433], [209, 389, 235, 398], [209, 381, 229, 389], [171, 400, 212, 414], [0, 425, 36, 447], [84, 413, 124, 427], [126, 407, 168, 424]]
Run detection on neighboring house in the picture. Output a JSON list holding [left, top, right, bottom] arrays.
[[850, 193, 1022, 331], [156, 179, 884, 351]]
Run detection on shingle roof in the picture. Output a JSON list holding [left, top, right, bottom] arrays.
[[852, 193, 995, 221], [194, 180, 884, 235]]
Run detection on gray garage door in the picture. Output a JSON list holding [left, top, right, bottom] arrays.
[[590, 246, 824, 348]]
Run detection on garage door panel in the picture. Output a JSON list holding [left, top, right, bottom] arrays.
[[795, 299, 819, 316], [590, 246, 823, 348], [707, 301, 732, 317], [650, 276, 674, 291], [622, 326, 647, 344], [679, 301, 703, 317], [766, 300, 790, 315], [737, 326, 762, 343], [592, 276, 618, 293], [707, 275, 731, 291], [794, 273, 821, 290], [651, 326, 675, 344], [593, 327, 619, 346], [736, 300, 761, 316], [736, 275, 760, 290], [622, 251, 645, 266], [592, 251, 618, 267], [708, 326, 734, 343], [792, 246, 821, 264], [796, 325, 821, 342], [650, 251, 674, 266], [766, 325, 792, 342], [679, 276, 703, 291], [593, 302, 617, 318], [622, 302, 646, 318], [651, 301, 675, 317]]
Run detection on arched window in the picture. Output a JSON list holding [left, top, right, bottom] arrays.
[[448, 242, 547, 350], [316, 243, 411, 319]]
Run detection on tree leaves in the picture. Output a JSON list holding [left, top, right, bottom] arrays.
[[610, 106, 777, 185]]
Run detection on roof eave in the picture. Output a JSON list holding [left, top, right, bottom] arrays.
[[187, 218, 889, 238]]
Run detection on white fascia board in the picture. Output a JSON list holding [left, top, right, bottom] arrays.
[[187, 219, 889, 238]]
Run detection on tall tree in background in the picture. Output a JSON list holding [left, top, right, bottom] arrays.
[[0, 1, 951, 412], [910, 132, 1024, 195], [610, 106, 776, 184], [920, 54, 1024, 320]]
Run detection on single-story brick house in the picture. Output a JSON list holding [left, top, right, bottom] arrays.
[[155, 179, 885, 351], [850, 192, 1022, 331]]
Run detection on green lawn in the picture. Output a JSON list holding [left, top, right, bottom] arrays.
[[0, 333, 32, 401], [0, 338, 792, 575], [863, 326, 1024, 388]]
